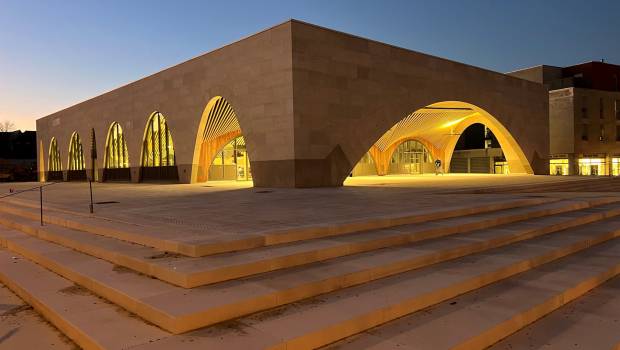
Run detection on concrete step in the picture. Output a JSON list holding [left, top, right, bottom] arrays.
[[0, 196, 557, 257], [130, 226, 620, 349], [2, 208, 620, 336], [488, 275, 620, 350], [322, 241, 620, 350], [462, 178, 620, 194], [0, 247, 168, 350], [0, 198, 613, 288]]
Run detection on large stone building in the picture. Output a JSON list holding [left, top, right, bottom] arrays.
[[509, 61, 620, 176], [36, 20, 549, 187]]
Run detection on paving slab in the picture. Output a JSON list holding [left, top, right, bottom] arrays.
[[0, 284, 76, 350], [0, 175, 597, 252], [489, 275, 620, 350], [323, 243, 620, 350], [0, 249, 168, 350]]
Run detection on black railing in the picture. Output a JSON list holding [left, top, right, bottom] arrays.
[[0, 180, 96, 225], [0, 182, 61, 225]]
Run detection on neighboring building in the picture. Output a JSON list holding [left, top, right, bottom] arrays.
[[509, 61, 620, 176], [36, 20, 548, 187], [0, 130, 37, 181]]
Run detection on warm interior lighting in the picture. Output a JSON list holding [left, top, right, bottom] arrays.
[[104, 122, 129, 169], [68, 132, 85, 171], [578, 158, 606, 176], [194, 96, 246, 182], [440, 116, 469, 129], [612, 158, 620, 176], [141, 112, 175, 167], [549, 159, 569, 176], [48, 137, 62, 172]]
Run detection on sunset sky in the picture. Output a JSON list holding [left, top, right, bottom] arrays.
[[1, 0, 619, 131]]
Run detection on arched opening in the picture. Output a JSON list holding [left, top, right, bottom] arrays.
[[350, 101, 532, 179], [140, 111, 178, 182], [192, 96, 252, 183], [102, 122, 130, 182], [47, 137, 63, 181], [67, 132, 87, 181], [449, 123, 510, 174]]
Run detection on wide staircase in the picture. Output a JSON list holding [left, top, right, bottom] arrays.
[[0, 194, 620, 349], [461, 176, 620, 194]]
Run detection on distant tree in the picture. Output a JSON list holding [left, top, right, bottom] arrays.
[[0, 120, 15, 132]]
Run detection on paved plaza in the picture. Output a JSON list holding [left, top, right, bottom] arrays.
[[0, 174, 598, 239], [1, 174, 620, 349]]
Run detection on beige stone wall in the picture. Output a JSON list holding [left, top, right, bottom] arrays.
[[36, 21, 294, 185], [290, 21, 549, 186]]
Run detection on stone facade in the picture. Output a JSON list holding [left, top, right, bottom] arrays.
[[36, 20, 549, 187]]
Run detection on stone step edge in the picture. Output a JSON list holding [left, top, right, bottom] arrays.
[[454, 266, 620, 350], [2, 208, 620, 335], [454, 178, 620, 194], [0, 196, 559, 257], [0, 198, 609, 289], [272, 236, 620, 350], [0, 248, 170, 350]]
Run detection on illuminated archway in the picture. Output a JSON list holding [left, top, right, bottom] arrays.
[[192, 96, 251, 182], [140, 111, 178, 181], [47, 137, 63, 181], [102, 122, 130, 181], [351, 101, 532, 177], [66, 132, 86, 181]]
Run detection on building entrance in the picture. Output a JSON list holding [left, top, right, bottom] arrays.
[[209, 136, 251, 181], [389, 140, 432, 175]]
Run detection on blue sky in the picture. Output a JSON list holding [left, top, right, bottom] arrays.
[[1, 0, 619, 131]]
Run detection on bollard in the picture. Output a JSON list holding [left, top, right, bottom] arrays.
[[39, 186, 43, 226], [89, 180, 94, 214]]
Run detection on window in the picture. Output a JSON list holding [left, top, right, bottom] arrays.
[[68, 132, 85, 171], [613, 158, 620, 176], [581, 124, 589, 141], [616, 100, 620, 120], [141, 112, 175, 167], [581, 96, 588, 119], [549, 159, 568, 176], [578, 158, 606, 176], [600, 97, 604, 119], [104, 122, 129, 169], [600, 124, 605, 141], [48, 137, 61, 172], [617, 125, 620, 141], [389, 140, 433, 175], [209, 136, 251, 181]]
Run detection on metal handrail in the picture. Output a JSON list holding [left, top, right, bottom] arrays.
[[0, 181, 60, 200], [1, 181, 62, 226]]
